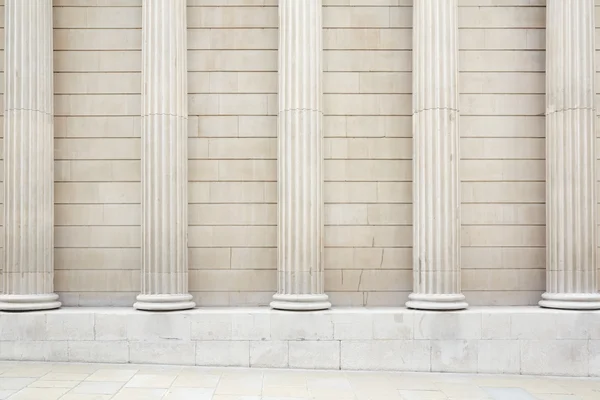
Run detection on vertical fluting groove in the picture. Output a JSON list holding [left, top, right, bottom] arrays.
[[407, 0, 466, 311], [0, 1, 60, 311], [136, 0, 194, 311], [271, 0, 329, 311], [541, 0, 600, 310]]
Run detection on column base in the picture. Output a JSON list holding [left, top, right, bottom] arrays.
[[270, 294, 331, 311], [406, 293, 468, 311], [134, 294, 196, 311], [539, 292, 600, 310], [0, 294, 61, 311]]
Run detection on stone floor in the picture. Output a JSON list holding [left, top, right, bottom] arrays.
[[0, 362, 599, 400]]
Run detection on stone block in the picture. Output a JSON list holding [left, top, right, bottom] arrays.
[[341, 340, 430, 371], [414, 312, 482, 340], [196, 341, 250, 367], [67, 341, 129, 363], [332, 312, 373, 340], [481, 312, 511, 339], [431, 340, 478, 373], [190, 313, 233, 340], [0, 341, 69, 362], [46, 312, 95, 341], [94, 313, 128, 341], [289, 341, 340, 370], [589, 340, 600, 377], [372, 311, 413, 340], [0, 313, 46, 341], [477, 340, 520, 374], [271, 312, 334, 341], [232, 313, 271, 340], [127, 313, 191, 341], [130, 341, 196, 366], [250, 340, 288, 368], [520, 340, 589, 376]]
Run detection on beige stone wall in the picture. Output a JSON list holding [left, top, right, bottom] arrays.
[[459, 0, 546, 305], [52, 0, 142, 305], [0, 0, 598, 306]]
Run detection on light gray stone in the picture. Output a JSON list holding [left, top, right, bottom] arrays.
[[0, 313, 46, 341], [0, 341, 68, 362], [289, 341, 340, 369], [520, 340, 589, 376], [414, 312, 481, 340], [68, 341, 129, 363], [477, 340, 520, 374], [332, 313, 373, 340], [46, 313, 95, 340], [196, 340, 249, 367], [510, 312, 564, 339], [481, 312, 511, 339], [589, 340, 600, 377], [431, 340, 478, 373], [250, 340, 288, 368], [341, 340, 430, 371], [372, 312, 413, 340], [271, 313, 334, 341], [190, 313, 232, 340], [95, 314, 128, 341], [232, 313, 270, 340], [127, 313, 191, 341], [130, 341, 196, 366]]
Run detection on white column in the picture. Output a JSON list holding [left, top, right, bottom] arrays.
[[406, 0, 467, 311], [271, 0, 330, 311], [540, 0, 600, 310], [134, 0, 195, 311], [0, 1, 60, 311]]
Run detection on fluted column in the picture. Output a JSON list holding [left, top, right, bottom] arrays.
[[540, 0, 600, 310], [271, 0, 330, 311], [134, 0, 194, 311], [406, 0, 467, 311], [0, 1, 60, 311]]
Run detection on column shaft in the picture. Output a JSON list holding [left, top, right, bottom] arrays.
[[541, 0, 600, 310], [0, 1, 60, 311], [135, 0, 194, 311], [406, 0, 467, 311], [271, 0, 330, 311]]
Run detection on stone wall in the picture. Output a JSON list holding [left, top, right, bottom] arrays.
[[0, 0, 597, 307]]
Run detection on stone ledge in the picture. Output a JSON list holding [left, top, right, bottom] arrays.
[[0, 307, 598, 377]]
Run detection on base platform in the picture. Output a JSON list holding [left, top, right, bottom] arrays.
[[1, 306, 599, 377]]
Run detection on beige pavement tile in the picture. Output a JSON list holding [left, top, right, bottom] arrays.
[[70, 381, 124, 395], [215, 377, 263, 396], [398, 390, 449, 400], [0, 390, 16, 400], [1, 367, 53, 378], [262, 384, 309, 397], [389, 377, 440, 390], [211, 396, 261, 400], [263, 372, 308, 386], [172, 373, 220, 388], [28, 380, 79, 388], [49, 363, 101, 374], [436, 382, 490, 399], [125, 373, 176, 388], [0, 378, 36, 391], [59, 395, 112, 400], [162, 387, 214, 400], [40, 372, 90, 381], [84, 369, 138, 382], [111, 388, 167, 400], [7, 387, 70, 400]]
